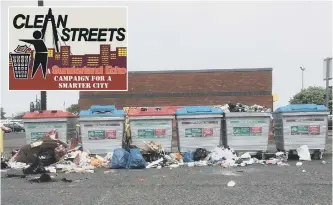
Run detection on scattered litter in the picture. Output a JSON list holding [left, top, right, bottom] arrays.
[[5, 174, 26, 178], [322, 161, 327, 164], [194, 148, 208, 161], [194, 161, 208, 167], [277, 161, 289, 166], [137, 178, 147, 182], [127, 148, 146, 169], [1, 161, 8, 169], [3, 127, 315, 177], [90, 158, 102, 168], [215, 103, 271, 113], [169, 164, 180, 168], [240, 152, 251, 159], [245, 158, 254, 165], [296, 162, 303, 166], [174, 153, 182, 161], [104, 152, 113, 161], [111, 148, 130, 169], [296, 145, 311, 161], [146, 158, 163, 169], [183, 152, 194, 162], [266, 159, 279, 165], [61, 178, 73, 183], [7, 162, 29, 169], [276, 152, 288, 162], [29, 173, 53, 183], [45, 166, 56, 173], [302, 170, 306, 173], [227, 181, 236, 187]]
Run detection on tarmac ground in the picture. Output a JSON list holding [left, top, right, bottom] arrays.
[[1, 132, 332, 205]]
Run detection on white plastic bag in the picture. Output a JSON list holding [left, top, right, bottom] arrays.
[[296, 145, 311, 161], [227, 181, 235, 187]]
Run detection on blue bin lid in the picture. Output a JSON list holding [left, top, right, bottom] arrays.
[[176, 106, 223, 115], [274, 104, 329, 113], [79, 105, 125, 117]]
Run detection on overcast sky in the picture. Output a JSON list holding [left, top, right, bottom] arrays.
[[1, 0, 332, 117]]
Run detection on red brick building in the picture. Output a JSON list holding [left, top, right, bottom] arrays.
[[79, 68, 273, 110]]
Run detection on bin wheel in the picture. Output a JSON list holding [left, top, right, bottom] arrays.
[[261, 152, 266, 160], [285, 151, 289, 160], [312, 150, 323, 160], [320, 151, 324, 160]]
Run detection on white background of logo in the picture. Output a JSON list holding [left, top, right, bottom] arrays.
[[8, 7, 127, 55]]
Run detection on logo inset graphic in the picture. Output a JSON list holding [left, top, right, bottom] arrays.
[[9, 7, 128, 91]]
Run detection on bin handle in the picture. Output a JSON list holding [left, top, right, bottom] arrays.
[[91, 110, 113, 114], [140, 107, 162, 112], [290, 104, 318, 111], [90, 105, 116, 112], [186, 108, 212, 113], [90, 105, 116, 113]]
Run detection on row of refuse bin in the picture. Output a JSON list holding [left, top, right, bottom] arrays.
[[22, 104, 330, 158]]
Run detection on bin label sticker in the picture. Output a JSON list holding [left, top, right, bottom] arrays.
[[8, 7, 127, 91], [27, 124, 64, 129], [132, 121, 169, 126], [230, 120, 267, 124], [106, 130, 116, 139], [286, 118, 324, 122], [185, 128, 214, 137], [291, 125, 320, 135], [31, 132, 47, 142], [181, 120, 218, 125], [137, 129, 166, 139], [233, 127, 262, 136], [88, 130, 105, 140], [203, 128, 214, 136], [84, 123, 121, 127]]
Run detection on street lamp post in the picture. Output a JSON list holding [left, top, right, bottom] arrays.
[[324, 58, 332, 108], [37, 0, 47, 111], [300, 67, 306, 90]]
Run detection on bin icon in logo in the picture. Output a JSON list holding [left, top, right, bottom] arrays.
[[10, 52, 30, 79]]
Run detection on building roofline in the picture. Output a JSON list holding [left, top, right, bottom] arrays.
[[128, 68, 273, 74]]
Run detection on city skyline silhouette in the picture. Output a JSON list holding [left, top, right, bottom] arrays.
[[9, 44, 127, 70]]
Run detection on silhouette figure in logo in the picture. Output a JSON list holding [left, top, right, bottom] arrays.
[[19, 30, 48, 79]]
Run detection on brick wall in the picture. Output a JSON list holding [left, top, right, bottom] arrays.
[[79, 68, 273, 110]]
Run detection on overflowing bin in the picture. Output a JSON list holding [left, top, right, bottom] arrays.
[[10, 53, 30, 79], [128, 107, 180, 152], [176, 106, 223, 152], [224, 112, 271, 157], [79, 105, 125, 154], [273, 104, 329, 159], [22, 110, 77, 144]]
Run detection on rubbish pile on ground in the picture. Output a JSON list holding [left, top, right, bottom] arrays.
[[3, 130, 112, 174], [139, 144, 290, 169], [6, 130, 69, 173], [214, 103, 271, 113], [2, 130, 319, 174]]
